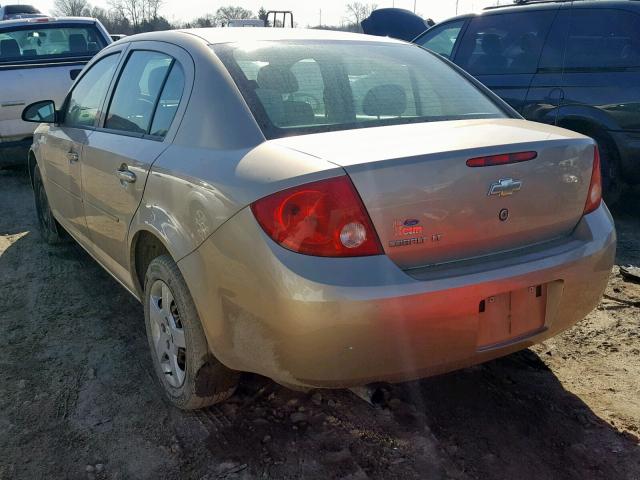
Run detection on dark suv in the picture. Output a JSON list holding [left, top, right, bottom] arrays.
[[414, 0, 640, 203]]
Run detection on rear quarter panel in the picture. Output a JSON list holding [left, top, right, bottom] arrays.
[[131, 141, 344, 266], [127, 37, 343, 294]]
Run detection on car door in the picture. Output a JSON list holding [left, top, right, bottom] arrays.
[[557, 7, 640, 132], [452, 9, 558, 114], [81, 42, 190, 278], [42, 52, 121, 241], [522, 6, 570, 125]]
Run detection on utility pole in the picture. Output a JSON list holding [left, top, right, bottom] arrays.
[[456, 0, 460, 15], [319, 8, 321, 27], [414, 0, 417, 13]]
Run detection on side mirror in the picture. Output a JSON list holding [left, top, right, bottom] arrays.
[[22, 100, 57, 123]]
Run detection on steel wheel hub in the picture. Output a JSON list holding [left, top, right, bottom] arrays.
[[149, 280, 186, 388]]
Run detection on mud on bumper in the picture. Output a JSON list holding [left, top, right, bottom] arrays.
[[179, 204, 616, 389]]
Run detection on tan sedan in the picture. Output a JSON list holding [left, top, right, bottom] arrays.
[[22, 28, 615, 409]]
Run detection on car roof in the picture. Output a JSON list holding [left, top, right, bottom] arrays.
[[125, 27, 407, 46], [437, 0, 640, 22], [0, 16, 98, 29]]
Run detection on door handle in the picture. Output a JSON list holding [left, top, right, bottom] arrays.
[[547, 87, 565, 104], [116, 165, 136, 185], [67, 151, 79, 163]]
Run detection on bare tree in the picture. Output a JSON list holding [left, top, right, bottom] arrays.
[[214, 6, 255, 26], [109, 0, 138, 29], [53, 0, 89, 16], [190, 13, 216, 27], [345, 2, 378, 28], [109, 0, 163, 31], [147, 0, 161, 20]]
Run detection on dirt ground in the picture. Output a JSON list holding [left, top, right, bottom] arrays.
[[0, 166, 638, 480]]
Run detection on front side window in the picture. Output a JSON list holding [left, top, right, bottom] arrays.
[[564, 9, 640, 70], [214, 41, 507, 139], [0, 24, 107, 65], [105, 51, 173, 134], [456, 11, 556, 75], [64, 53, 120, 128], [415, 20, 465, 59]]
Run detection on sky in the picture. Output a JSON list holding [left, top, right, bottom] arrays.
[[33, 0, 504, 26]]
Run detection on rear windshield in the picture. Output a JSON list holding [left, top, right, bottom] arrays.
[[0, 24, 106, 65], [213, 40, 507, 139]]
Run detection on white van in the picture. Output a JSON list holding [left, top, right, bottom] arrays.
[[0, 17, 110, 166]]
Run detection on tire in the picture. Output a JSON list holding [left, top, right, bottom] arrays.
[[33, 164, 65, 245], [144, 255, 239, 409], [593, 134, 623, 206]]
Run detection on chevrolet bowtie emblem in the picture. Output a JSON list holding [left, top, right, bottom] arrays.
[[488, 178, 522, 197]]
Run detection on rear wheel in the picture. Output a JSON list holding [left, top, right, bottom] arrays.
[[33, 164, 65, 244], [144, 255, 239, 409], [594, 134, 622, 206]]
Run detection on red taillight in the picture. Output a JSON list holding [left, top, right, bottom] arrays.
[[583, 145, 602, 214], [466, 151, 537, 167], [251, 176, 383, 257]]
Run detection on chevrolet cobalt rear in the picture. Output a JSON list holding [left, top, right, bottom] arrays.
[[23, 29, 615, 409]]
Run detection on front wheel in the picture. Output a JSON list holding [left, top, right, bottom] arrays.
[[144, 255, 239, 409], [33, 164, 65, 244]]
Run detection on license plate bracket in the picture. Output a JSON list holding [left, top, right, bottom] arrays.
[[477, 284, 547, 348]]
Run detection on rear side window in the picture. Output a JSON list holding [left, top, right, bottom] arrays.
[[564, 9, 640, 70], [64, 53, 119, 128], [456, 11, 556, 74], [0, 24, 107, 64], [214, 41, 506, 139], [149, 63, 185, 137], [105, 51, 173, 135], [415, 20, 465, 59]]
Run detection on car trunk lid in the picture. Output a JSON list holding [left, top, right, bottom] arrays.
[[272, 119, 595, 269]]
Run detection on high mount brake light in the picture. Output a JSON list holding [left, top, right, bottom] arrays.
[[466, 151, 537, 167], [251, 176, 383, 257], [583, 145, 602, 215]]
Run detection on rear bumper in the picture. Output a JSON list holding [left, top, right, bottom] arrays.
[[0, 138, 31, 167], [179, 203, 616, 388]]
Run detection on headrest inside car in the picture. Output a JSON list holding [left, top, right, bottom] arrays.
[[0, 39, 21, 58], [147, 65, 169, 95], [362, 84, 407, 118], [68, 34, 87, 53], [257, 65, 299, 94]]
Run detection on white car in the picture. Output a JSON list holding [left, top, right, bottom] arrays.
[[0, 16, 110, 166]]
